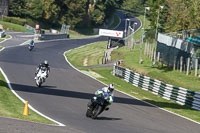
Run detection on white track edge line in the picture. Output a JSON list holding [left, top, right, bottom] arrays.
[[0, 67, 65, 127], [0, 35, 12, 44], [63, 44, 200, 126], [0, 47, 5, 52]]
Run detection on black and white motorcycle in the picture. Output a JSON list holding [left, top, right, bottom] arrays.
[[35, 67, 48, 87], [86, 93, 113, 119]]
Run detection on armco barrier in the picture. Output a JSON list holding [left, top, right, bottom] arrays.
[[0, 31, 5, 38], [39, 34, 69, 40], [113, 65, 200, 111]]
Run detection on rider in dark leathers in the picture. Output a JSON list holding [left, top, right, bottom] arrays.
[[35, 60, 50, 78], [87, 84, 114, 111]]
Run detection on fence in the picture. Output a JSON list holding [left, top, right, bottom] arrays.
[[113, 64, 200, 111], [39, 34, 69, 40], [156, 33, 200, 71]]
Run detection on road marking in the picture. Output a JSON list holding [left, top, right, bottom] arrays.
[[0, 47, 5, 52], [0, 35, 12, 44]]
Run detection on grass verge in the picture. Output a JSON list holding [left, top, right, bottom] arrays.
[[111, 44, 200, 92], [0, 71, 56, 124], [66, 41, 107, 67], [65, 41, 200, 123], [0, 21, 26, 32], [0, 35, 11, 42]]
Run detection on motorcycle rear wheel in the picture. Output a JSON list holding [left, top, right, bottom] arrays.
[[86, 109, 91, 117]]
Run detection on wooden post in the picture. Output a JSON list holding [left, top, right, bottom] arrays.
[[157, 52, 160, 62], [167, 53, 171, 67], [180, 56, 183, 72], [186, 58, 190, 75], [195, 59, 198, 76], [153, 51, 156, 63], [173, 56, 176, 70], [148, 44, 150, 58], [144, 42, 147, 55], [199, 64, 200, 77], [151, 48, 154, 61]]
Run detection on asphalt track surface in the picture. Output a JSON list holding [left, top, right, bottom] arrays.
[[0, 14, 200, 133]]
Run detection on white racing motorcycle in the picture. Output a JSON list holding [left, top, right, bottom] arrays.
[[35, 67, 48, 87]]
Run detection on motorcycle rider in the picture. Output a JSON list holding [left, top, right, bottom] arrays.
[[35, 60, 50, 78], [29, 40, 35, 47], [88, 84, 114, 111]]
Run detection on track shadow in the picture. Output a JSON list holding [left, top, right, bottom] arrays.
[[41, 85, 57, 88], [8, 81, 153, 107], [95, 116, 122, 121], [0, 79, 194, 110]]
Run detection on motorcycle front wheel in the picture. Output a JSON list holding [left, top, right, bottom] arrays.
[[91, 105, 102, 119], [35, 78, 42, 87]]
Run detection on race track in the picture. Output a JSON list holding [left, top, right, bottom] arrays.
[[0, 13, 200, 133]]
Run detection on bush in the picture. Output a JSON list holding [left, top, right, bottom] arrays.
[[3, 16, 26, 26], [26, 18, 37, 28]]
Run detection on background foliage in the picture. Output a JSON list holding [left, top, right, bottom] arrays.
[[8, 0, 123, 29]]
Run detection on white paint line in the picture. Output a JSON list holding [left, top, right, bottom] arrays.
[[0, 47, 5, 52], [63, 44, 200, 126], [20, 40, 31, 46], [0, 67, 65, 127]]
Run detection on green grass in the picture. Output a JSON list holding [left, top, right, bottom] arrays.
[[0, 21, 26, 32], [66, 41, 107, 67], [111, 44, 200, 92], [0, 35, 11, 42], [0, 46, 2, 50], [0, 72, 56, 124]]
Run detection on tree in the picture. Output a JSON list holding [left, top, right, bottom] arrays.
[[88, 0, 123, 27], [144, 0, 166, 40], [9, 0, 124, 29], [9, 0, 27, 17], [122, 0, 147, 13], [59, 0, 87, 29], [165, 0, 200, 33]]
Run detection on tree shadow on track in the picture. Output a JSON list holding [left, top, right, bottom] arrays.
[[1, 79, 194, 110]]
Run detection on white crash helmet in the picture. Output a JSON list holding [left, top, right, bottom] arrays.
[[44, 60, 48, 65], [108, 84, 114, 93]]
